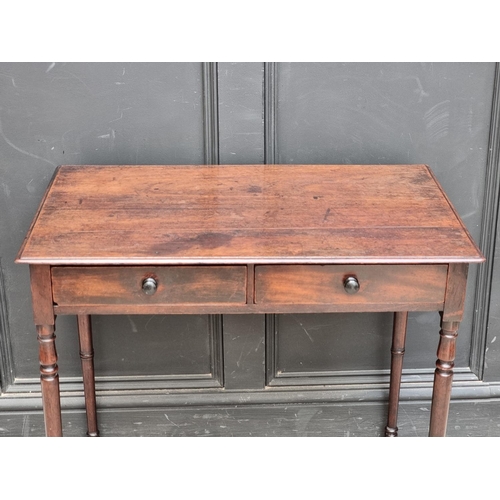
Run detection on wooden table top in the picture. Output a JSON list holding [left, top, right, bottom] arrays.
[[16, 164, 484, 265]]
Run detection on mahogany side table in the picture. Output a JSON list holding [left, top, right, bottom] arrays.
[[16, 164, 484, 437]]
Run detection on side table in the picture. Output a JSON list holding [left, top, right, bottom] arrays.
[[16, 164, 484, 436]]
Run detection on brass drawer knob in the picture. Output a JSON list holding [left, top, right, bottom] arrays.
[[343, 276, 360, 294], [142, 277, 158, 295]]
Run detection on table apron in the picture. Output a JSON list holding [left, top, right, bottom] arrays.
[[50, 263, 448, 315], [53, 302, 444, 315]]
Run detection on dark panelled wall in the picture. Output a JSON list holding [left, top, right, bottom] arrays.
[[0, 63, 499, 430]]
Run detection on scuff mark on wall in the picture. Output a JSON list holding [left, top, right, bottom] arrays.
[[0, 116, 56, 167]]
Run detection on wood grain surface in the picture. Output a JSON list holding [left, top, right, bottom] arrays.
[[255, 264, 447, 307], [52, 266, 247, 306], [16, 165, 484, 265], [29, 264, 54, 325]]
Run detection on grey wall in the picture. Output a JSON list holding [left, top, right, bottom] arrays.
[[1, 63, 499, 424]]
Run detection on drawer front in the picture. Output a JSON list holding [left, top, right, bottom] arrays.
[[52, 266, 247, 306], [254, 264, 448, 307]]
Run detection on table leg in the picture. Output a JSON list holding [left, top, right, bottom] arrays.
[[77, 315, 99, 437], [385, 311, 408, 437], [429, 319, 460, 437], [37, 324, 62, 437]]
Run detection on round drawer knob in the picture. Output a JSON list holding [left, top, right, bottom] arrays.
[[343, 276, 360, 294], [142, 277, 158, 295]]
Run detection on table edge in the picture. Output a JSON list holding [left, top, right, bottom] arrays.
[[15, 256, 486, 265]]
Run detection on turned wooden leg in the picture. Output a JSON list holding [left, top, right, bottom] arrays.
[[77, 315, 99, 437], [429, 320, 459, 437], [385, 311, 408, 437], [30, 265, 62, 436], [37, 324, 62, 437]]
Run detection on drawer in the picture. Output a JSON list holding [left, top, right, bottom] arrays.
[[254, 264, 448, 308], [52, 266, 247, 306]]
